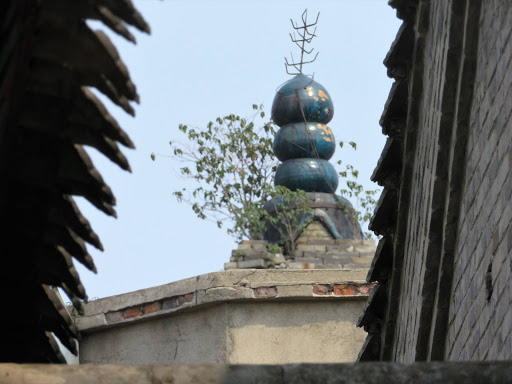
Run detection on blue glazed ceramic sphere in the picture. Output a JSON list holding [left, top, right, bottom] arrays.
[[275, 158, 338, 193], [271, 74, 334, 126], [273, 122, 335, 161]]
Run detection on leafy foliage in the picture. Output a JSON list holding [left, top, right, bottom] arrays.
[[153, 105, 277, 240], [263, 186, 312, 256], [152, 105, 380, 243], [267, 243, 281, 254], [336, 158, 380, 239]]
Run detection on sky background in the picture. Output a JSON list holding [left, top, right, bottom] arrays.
[[75, 0, 401, 301]]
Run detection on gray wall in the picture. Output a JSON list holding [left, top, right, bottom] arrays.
[[393, 0, 454, 361], [365, 0, 511, 363], [393, 0, 512, 362], [80, 300, 367, 365], [446, 0, 512, 361]]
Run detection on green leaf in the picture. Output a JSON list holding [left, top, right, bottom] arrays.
[[157, 104, 376, 246]]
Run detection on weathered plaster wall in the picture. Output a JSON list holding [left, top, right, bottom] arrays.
[[80, 300, 366, 364], [227, 301, 365, 364], [75, 269, 372, 364], [80, 305, 228, 364], [446, 0, 512, 361]]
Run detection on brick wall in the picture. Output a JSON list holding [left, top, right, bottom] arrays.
[[446, 0, 512, 361], [393, 0, 452, 363], [361, 0, 511, 362]]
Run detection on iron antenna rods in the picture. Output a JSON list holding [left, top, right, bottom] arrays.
[[285, 9, 320, 75]]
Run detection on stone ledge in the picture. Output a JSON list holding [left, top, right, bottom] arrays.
[[227, 239, 376, 270], [1, 362, 511, 383], [72, 269, 371, 333]]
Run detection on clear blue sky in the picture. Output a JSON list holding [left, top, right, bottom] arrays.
[[76, 0, 401, 300]]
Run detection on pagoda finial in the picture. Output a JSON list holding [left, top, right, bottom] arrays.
[[285, 9, 320, 75]]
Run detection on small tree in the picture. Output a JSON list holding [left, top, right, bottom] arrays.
[[152, 105, 278, 241], [336, 142, 381, 239], [263, 186, 312, 257], [152, 104, 380, 244]]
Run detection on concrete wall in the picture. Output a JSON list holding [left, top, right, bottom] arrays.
[[446, 0, 512, 361], [81, 304, 228, 364], [80, 300, 366, 364], [227, 301, 365, 364], [74, 269, 373, 364]]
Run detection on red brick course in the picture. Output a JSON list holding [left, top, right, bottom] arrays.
[[123, 307, 143, 319], [359, 284, 376, 295], [313, 284, 331, 295], [254, 287, 278, 298], [177, 294, 194, 305], [333, 284, 358, 296], [100, 284, 372, 326], [143, 302, 162, 315]]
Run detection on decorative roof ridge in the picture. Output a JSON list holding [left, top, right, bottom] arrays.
[[384, 21, 415, 79], [388, 0, 419, 21], [0, 0, 147, 362], [371, 136, 403, 187], [369, 188, 398, 237], [379, 78, 408, 135], [367, 237, 394, 284]]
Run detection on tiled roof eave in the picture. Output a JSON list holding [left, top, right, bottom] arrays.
[[360, 0, 421, 361], [0, 0, 148, 362]]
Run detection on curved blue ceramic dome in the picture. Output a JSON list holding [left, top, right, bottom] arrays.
[[273, 122, 335, 161], [271, 74, 334, 126], [275, 158, 338, 193]]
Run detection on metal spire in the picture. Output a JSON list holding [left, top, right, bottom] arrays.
[[284, 9, 320, 75]]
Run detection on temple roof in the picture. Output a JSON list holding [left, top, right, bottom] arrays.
[[0, 0, 148, 362]]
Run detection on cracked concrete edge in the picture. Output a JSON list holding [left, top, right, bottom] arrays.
[[78, 269, 369, 317], [73, 313, 107, 330], [74, 282, 370, 333]]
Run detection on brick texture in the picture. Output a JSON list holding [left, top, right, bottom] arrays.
[[313, 284, 331, 295], [143, 302, 162, 315], [177, 294, 194, 306], [123, 307, 143, 319], [446, 0, 512, 361], [359, 284, 376, 295], [254, 287, 278, 298], [334, 284, 358, 296], [393, 0, 453, 363]]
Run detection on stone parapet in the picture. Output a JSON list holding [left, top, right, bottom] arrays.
[[73, 269, 374, 364], [72, 269, 373, 333], [225, 238, 376, 270]]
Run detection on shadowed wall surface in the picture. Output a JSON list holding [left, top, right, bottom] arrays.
[[359, 0, 512, 362], [1, 362, 511, 384]]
